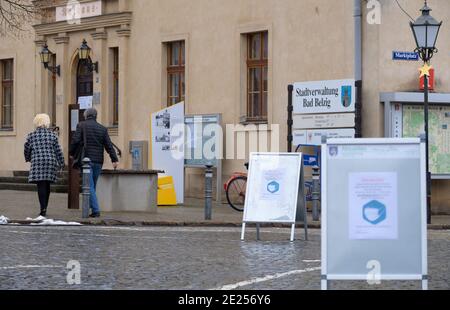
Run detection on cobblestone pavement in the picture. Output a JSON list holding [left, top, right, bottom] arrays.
[[0, 226, 448, 290]]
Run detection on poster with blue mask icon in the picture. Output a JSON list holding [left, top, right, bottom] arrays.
[[243, 153, 306, 224], [348, 172, 398, 240]]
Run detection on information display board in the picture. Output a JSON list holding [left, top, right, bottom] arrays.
[[382, 92, 450, 178], [321, 138, 427, 290], [184, 114, 221, 167], [290, 79, 357, 147], [151, 102, 185, 204], [241, 153, 308, 241], [401, 105, 450, 175], [184, 114, 223, 203]]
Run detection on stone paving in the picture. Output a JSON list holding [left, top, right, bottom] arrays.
[[0, 226, 448, 290], [1, 190, 449, 229]]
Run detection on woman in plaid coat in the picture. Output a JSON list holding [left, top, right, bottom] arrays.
[[24, 114, 65, 217]]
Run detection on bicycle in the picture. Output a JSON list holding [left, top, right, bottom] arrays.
[[224, 163, 248, 212], [224, 154, 316, 211]]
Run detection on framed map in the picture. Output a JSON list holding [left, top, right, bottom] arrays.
[[402, 105, 450, 175]]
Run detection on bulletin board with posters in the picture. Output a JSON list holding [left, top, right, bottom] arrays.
[[321, 138, 427, 290], [151, 102, 185, 204], [184, 114, 223, 203]]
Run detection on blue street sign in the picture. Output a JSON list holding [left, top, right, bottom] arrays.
[[303, 155, 318, 167], [392, 51, 419, 61]]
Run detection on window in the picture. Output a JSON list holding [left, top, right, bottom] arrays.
[[112, 48, 119, 126], [167, 41, 185, 106], [247, 32, 268, 121], [1, 59, 14, 129]]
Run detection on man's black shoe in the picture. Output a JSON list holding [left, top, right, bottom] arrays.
[[89, 213, 101, 218]]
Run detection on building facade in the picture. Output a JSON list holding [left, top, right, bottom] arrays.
[[0, 0, 450, 213]]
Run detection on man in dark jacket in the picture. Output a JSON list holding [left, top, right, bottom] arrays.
[[70, 108, 119, 218]]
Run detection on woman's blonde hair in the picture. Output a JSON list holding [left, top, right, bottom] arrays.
[[33, 114, 51, 129]]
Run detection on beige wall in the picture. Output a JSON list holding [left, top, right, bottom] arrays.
[[1, 0, 450, 212], [0, 31, 37, 171], [126, 0, 354, 195]]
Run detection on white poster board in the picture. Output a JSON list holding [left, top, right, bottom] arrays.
[[321, 138, 427, 290], [151, 102, 185, 204], [241, 153, 308, 241]]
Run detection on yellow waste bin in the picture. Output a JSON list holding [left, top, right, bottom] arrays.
[[157, 176, 177, 206]]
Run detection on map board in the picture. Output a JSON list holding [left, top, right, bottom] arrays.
[[321, 138, 427, 290], [241, 153, 307, 241], [382, 92, 450, 178], [401, 105, 450, 175]]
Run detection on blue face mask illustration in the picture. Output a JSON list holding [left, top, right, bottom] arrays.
[[362, 200, 387, 225], [267, 181, 280, 194]]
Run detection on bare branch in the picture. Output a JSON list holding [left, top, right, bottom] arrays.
[[0, 0, 54, 37]]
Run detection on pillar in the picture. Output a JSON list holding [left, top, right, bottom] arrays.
[[54, 33, 70, 157], [91, 28, 108, 125], [117, 24, 131, 168], [34, 36, 47, 116]]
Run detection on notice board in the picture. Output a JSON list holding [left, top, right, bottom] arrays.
[[150, 102, 185, 204], [321, 138, 427, 289], [241, 153, 307, 241]]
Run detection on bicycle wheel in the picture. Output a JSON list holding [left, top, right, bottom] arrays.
[[226, 175, 247, 212]]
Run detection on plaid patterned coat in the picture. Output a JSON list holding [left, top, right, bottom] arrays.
[[24, 128, 65, 183]]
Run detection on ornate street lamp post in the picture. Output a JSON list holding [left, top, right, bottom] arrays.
[[410, 1, 442, 224]]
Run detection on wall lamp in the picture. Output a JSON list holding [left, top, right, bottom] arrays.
[[40, 44, 60, 76], [79, 39, 99, 73]]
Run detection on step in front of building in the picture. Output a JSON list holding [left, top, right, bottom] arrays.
[[0, 183, 68, 193], [0, 176, 68, 186], [13, 171, 68, 179], [0, 171, 69, 193]]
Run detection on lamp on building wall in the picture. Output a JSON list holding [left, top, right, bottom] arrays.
[[40, 44, 60, 76], [78, 39, 99, 73], [410, 0, 442, 224]]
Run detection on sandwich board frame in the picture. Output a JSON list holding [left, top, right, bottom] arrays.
[[241, 153, 308, 242], [321, 138, 427, 290]]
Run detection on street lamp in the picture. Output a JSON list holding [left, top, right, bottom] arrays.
[[410, 0, 442, 224], [78, 39, 99, 73], [40, 44, 60, 76]]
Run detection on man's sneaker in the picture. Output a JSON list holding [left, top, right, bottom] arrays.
[[89, 213, 101, 218]]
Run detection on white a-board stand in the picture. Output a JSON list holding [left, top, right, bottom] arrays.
[[321, 138, 428, 290], [241, 153, 308, 242]]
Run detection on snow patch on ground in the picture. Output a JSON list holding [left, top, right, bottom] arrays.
[[25, 217, 82, 226], [0, 216, 9, 225], [1, 215, 81, 226]]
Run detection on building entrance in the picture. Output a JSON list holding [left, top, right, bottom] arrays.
[[68, 60, 93, 209]]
